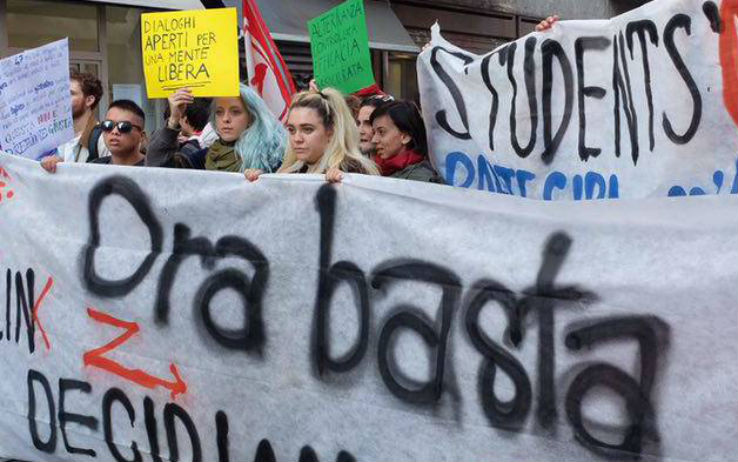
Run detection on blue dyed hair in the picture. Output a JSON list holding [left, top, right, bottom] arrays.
[[210, 84, 286, 172]]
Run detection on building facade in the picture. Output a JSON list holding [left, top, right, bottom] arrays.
[[215, 0, 650, 101], [0, 0, 204, 132], [0, 0, 650, 129], [385, 0, 646, 100]]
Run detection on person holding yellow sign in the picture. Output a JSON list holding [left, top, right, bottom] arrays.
[[142, 8, 285, 172], [146, 84, 286, 172]]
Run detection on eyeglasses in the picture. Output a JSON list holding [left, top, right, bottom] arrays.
[[100, 120, 143, 134]]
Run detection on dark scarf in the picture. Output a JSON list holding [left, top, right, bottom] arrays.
[[205, 139, 242, 172], [373, 149, 424, 177]]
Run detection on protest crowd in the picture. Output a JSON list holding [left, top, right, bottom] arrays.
[[3, 1, 738, 460], [39, 72, 442, 184], [36, 16, 563, 186]]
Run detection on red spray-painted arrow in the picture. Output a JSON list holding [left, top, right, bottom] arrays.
[[83, 307, 187, 400]]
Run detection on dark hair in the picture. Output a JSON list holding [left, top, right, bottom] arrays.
[[108, 99, 146, 124], [360, 94, 394, 110], [184, 100, 211, 131], [369, 100, 427, 156], [70, 71, 103, 109], [163, 99, 210, 129]]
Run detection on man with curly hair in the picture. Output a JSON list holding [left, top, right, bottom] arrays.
[[45, 71, 110, 168]]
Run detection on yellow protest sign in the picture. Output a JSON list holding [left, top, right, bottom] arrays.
[[141, 8, 239, 98]]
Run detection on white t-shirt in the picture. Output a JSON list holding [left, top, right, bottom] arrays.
[[57, 132, 110, 163], [195, 122, 219, 149]]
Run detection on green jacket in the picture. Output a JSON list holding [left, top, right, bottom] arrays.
[[390, 159, 443, 183]]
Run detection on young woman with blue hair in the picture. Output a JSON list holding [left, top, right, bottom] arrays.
[[146, 83, 286, 172]]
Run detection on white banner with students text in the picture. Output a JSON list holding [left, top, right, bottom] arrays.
[[419, 0, 738, 200], [0, 153, 736, 461]]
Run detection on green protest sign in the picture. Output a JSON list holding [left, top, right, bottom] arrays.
[[308, 0, 375, 94]]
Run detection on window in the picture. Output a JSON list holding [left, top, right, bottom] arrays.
[[385, 52, 418, 103]]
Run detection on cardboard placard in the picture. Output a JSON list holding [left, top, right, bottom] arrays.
[[308, 0, 374, 94], [0, 39, 73, 160], [141, 8, 239, 98]]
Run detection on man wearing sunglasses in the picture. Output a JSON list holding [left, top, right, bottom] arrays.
[[41, 99, 146, 172], [90, 100, 147, 167]]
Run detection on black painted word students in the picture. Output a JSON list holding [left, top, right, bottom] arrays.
[[42, 99, 147, 172], [370, 100, 442, 183], [245, 88, 379, 183], [41, 71, 110, 171], [146, 84, 287, 172]]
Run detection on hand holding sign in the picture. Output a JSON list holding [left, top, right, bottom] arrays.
[[167, 88, 194, 128]]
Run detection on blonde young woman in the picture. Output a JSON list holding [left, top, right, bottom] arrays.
[[244, 88, 378, 183]]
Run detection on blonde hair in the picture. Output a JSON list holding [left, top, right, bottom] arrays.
[[279, 88, 379, 175]]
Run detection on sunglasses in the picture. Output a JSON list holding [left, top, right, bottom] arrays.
[[100, 120, 143, 134]]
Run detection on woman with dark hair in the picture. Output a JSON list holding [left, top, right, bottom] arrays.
[[357, 94, 393, 156], [369, 100, 442, 183]]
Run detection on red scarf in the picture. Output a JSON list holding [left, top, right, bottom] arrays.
[[374, 149, 424, 177]]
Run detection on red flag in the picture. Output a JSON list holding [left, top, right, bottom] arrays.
[[243, 0, 297, 121]]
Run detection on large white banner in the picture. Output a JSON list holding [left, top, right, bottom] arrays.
[[419, 0, 738, 200], [0, 152, 736, 461]]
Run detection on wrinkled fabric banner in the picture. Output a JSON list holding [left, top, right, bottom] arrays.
[[0, 153, 737, 461], [419, 0, 738, 200]]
